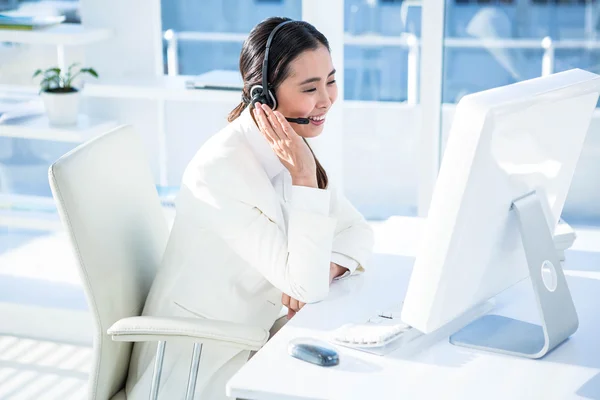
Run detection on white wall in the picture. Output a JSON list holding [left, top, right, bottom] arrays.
[[0, 44, 84, 86], [343, 103, 420, 219]]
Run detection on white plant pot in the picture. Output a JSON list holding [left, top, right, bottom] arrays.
[[40, 90, 80, 126]]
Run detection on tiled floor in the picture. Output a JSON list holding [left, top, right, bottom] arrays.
[[0, 227, 93, 399], [0, 336, 91, 400]]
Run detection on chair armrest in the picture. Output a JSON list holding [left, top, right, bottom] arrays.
[[107, 316, 269, 351]]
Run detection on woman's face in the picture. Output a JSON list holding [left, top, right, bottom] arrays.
[[274, 45, 338, 138]]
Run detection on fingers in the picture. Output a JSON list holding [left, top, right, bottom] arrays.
[[273, 111, 296, 140], [253, 104, 278, 144], [283, 293, 295, 319], [254, 103, 284, 141], [282, 293, 306, 319], [288, 297, 306, 313], [289, 297, 299, 312], [261, 105, 290, 141], [281, 293, 290, 308]]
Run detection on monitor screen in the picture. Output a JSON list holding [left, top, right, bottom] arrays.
[[402, 69, 600, 334]]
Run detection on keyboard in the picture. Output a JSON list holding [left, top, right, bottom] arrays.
[[330, 310, 420, 349]]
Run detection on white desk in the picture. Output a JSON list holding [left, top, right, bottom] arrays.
[[227, 250, 600, 400]]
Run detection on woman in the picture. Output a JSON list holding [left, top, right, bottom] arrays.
[[125, 17, 374, 399]]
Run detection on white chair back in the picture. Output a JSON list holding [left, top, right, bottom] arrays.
[[49, 125, 169, 400]]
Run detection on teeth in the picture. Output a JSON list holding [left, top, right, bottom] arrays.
[[309, 115, 325, 121]]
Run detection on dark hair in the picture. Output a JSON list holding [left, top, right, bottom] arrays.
[[228, 17, 330, 190]]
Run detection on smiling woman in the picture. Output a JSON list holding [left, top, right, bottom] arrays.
[[124, 16, 374, 400], [229, 17, 339, 189]]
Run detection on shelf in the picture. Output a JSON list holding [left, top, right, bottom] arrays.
[[0, 208, 63, 231], [0, 114, 119, 143], [0, 23, 111, 46], [84, 75, 242, 103], [0, 85, 38, 100], [0, 194, 61, 231]]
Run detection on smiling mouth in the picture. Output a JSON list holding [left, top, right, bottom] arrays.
[[308, 114, 326, 125]]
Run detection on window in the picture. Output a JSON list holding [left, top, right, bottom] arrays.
[[342, 0, 423, 219], [160, 0, 423, 220], [455, 0, 514, 4], [440, 1, 600, 223], [160, 0, 301, 76], [533, 0, 597, 4], [344, 0, 421, 102], [161, 0, 421, 104], [0, 0, 18, 12]]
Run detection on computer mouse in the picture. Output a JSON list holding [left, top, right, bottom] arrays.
[[287, 338, 340, 367]]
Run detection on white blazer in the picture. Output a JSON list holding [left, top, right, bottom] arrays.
[[125, 107, 374, 399]]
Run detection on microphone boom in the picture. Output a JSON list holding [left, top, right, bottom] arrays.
[[286, 117, 310, 125]]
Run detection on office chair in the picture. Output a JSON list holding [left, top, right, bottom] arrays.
[[48, 125, 268, 400]]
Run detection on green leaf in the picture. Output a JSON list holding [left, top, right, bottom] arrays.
[[80, 68, 99, 78], [39, 72, 60, 92], [34, 63, 97, 90], [64, 62, 80, 85]]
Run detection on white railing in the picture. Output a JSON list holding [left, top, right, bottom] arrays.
[[162, 30, 600, 104]]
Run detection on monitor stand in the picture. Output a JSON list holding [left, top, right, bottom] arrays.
[[449, 190, 579, 359]]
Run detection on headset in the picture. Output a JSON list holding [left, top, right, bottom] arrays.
[[250, 20, 310, 125]]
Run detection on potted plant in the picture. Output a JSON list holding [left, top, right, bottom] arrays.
[[32, 63, 98, 126]]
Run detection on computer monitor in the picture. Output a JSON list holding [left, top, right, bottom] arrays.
[[401, 69, 600, 357]]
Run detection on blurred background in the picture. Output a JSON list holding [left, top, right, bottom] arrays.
[[1, 0, 600, 225], [0, 1, 600, 396]]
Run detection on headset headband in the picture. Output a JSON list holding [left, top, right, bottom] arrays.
[[262, 20, 295, 95]]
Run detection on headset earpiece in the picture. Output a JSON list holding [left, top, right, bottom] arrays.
[[249, 85, 264, 107], [250, 84, 277, 109]]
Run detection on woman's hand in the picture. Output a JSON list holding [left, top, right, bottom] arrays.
[[329, 262, 349, 282], [253, 103, 317, 187], [282, 262, 350, 319], [281, 293, 305, 320]]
